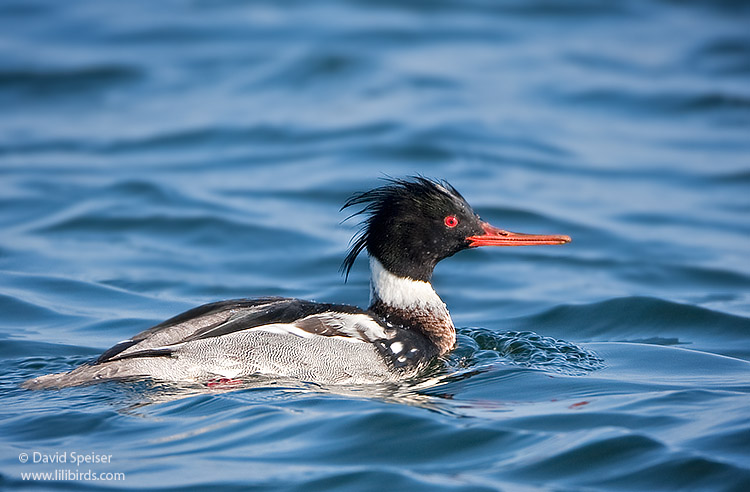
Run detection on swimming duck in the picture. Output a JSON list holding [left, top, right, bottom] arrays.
[[24, 177, 570, 389]]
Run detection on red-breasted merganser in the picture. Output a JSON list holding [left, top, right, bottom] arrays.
[[24, 177, 570, 389]]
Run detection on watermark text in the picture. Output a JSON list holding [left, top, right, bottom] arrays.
[[17, 450, 125, 482]]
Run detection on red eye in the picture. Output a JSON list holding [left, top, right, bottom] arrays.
[[444, 215, 459, 228]]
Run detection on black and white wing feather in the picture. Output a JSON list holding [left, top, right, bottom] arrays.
[[95, 297, 391, 364]]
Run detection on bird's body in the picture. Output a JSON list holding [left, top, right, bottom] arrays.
[[24, 177, 570, 390]]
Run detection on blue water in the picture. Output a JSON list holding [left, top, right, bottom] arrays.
[[2, 0, 749, 490]]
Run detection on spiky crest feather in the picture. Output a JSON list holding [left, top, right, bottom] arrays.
[[339, 176, 467, 280]]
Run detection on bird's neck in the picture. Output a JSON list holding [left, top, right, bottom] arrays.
[[368, 257, 456, 355]]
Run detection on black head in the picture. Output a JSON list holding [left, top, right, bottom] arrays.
[[341, 177, 486, 282], [340, 177, 572, 282]]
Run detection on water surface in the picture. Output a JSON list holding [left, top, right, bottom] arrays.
[[1, 0, 749, 490]]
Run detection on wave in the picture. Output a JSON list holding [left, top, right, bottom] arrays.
[[536, 296, 745, 334], [0, 65, 141, 98], [454, 328, 605, 376], [507, 296, 750, 351]]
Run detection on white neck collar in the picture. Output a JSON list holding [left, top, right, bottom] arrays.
[[369, 257, 447, 312]]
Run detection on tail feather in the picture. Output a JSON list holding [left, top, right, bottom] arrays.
[[22, 363, 148, 390]]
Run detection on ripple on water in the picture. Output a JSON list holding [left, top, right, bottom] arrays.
[[454, 328, 605, 376], [0, 65, 142, 99], [505, 296, 750, 359]]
